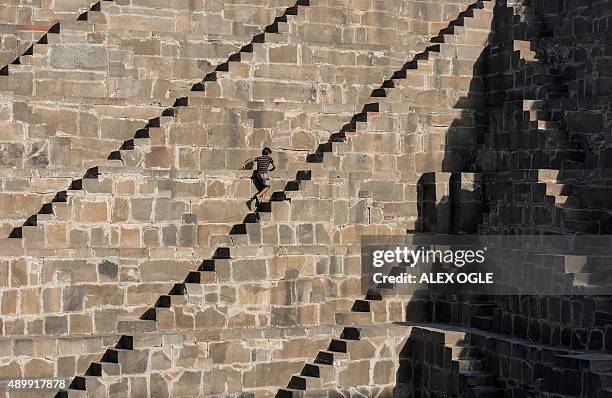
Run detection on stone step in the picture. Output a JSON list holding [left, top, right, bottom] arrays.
[[58, 20, 96, 33], [168, 281, 219, 298], [211, 231, 251, 247], [459, 371, 497, 387], [116, 334, 161, 350], [118, 148, 146, 166], [285, 162, 326, 177], [522, 99, 546, 111], [600, 390, 612, 398], [561, 208, 601, 222], [554, 353, 612, 371], [514, 149, 586, 169], [532, 120, 562, 129], [157, 293, 188, 307], [455, 359, 486, 372], [546, 183, 572, 196], [434, 301, 496, 325], [478, 0, 495, 11], [334, 311, 373, 325], [86, 361, 121, 377], [287, 374, 327, 390], [410, 327, 469, 346], [56, 388, 88, 398], [327, 338, 357, 354], [572, 272, 612, 287], [591, 371, 612, 389], [463, 10, 494, 29], [536, 168, 561, 183], [438, 43, 487, 59], [18, 55, 48, 67], [551, 195, 583, 208], [301, 362, 335, 384], [277, 388, 305, 398], [439, 27, 491, 46], [450, 345, 481, 359], [115, 319, 157, 333], [471, 315, 493, 331], [464, 386, 506, 398], [352, 299, 374, 312], [184, 270, 217, 284], [526, 109, 562, 122], [86, 10, 107, 25], [176, 95, 246, 110], [99, 346, 151, 375], [528, 73, 564, 86], [69, 375, 106, 395], [43, 32, 62, 44], [514, 40, 537, 60], [564, 255, 612, 273], [314, 349, 349, 365]]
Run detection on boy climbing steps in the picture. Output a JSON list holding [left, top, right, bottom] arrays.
[[241, 147, 276, 205]]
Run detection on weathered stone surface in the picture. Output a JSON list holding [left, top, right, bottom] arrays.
[[50, 45, 108, 70], [242, 361, 303, 388], [0, 1, 608, 397]]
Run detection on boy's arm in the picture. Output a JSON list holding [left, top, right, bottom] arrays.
[[269, 159, 276, 171], [241, 157, 257, 169]]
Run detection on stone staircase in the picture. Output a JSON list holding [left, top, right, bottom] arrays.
[[3, 0, 495, 248], [0, 0, 321, 230], [400, 323, 612, 398], [3, 0, 611, 397], [396, 326, 504, 398], [480, 168, 609, 234], [0, 0, 111, 72], [0, 1, 113, 92], [35, 0, 437, 393], [475, 0, 611, 236], [508, 38, 584, 172], [272, 1, 497, 396], [0, 5, 468, 382], [4, 0, 311, 243], [0, 0, 492, 236], [9, 1, 494, 395]]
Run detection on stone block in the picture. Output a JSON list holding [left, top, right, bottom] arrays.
[[41, 260, 96, 284], [140, 260, 196, 282], [44, 315, 68, 335], [339, 359, 371, 386], [269, 44, 298, 63], [170, 370, 201, 397], [20, 288, 39, 314], [131, 198, 154, 222], [291, 199, 334, 222], [271, 307, 297, 327], [195, 307, 227, 329], [193, 200, 246, 223], [10, 258, 28, 286], [76, 200, 108, 222], [231, 259, 267, 282], [24, 358, 54, 378], [242, 361, 303, 388], [69, 313, 93, 334], [209, 342, 250, 364]]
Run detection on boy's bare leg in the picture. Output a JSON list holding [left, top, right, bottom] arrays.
[[257, 187, 270, 201]]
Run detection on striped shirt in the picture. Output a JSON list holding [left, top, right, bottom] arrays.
[[256, 155, 273, 172]]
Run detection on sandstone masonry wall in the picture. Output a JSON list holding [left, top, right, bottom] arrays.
[[0, 1, 490, 396]]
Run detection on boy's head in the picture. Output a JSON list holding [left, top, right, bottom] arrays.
[[262, 147, 272, 156]]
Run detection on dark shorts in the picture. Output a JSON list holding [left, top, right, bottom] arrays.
[[257, 172, 270, 187]]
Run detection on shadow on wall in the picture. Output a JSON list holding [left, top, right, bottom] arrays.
[[394, 0, 612, 396], [392, 1, 498, 396]]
